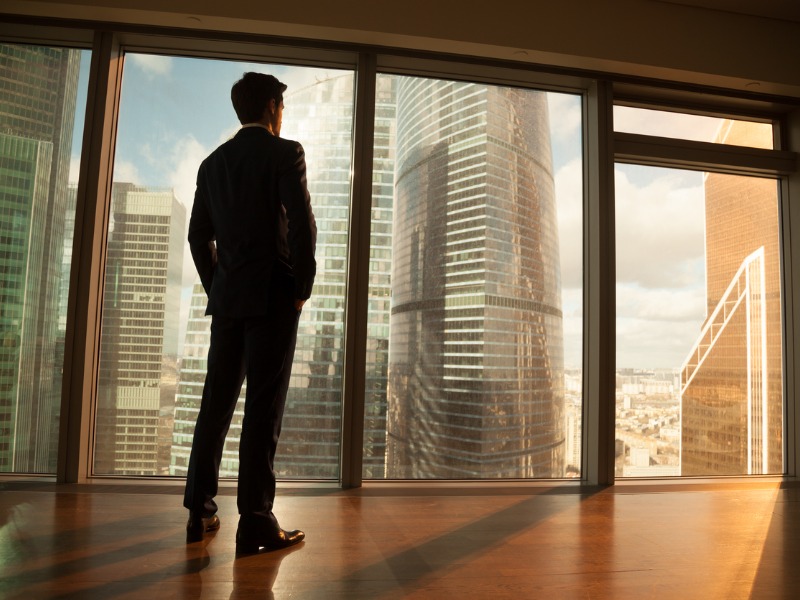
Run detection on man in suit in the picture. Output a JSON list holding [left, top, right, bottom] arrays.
[[183, 72, 316, 554]]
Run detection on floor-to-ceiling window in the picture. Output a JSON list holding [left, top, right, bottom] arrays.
[[0, 43, 90, 474], [613, 108, 783, 477], [362, 74, 584, 479], [1, 23, 796, 485], [93, 54, 355, 478]]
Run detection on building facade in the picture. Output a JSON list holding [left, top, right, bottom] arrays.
[[0, 44, 80, 472], [385, 79, 565, 478], [95, 183, 185, 475], [681, 121, 782, 475]]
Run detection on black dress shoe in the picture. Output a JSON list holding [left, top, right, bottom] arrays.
[[235, 524, 305, 554], [186, 512, 221, 543]]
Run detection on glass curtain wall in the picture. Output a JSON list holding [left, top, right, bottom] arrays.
[[614, 115, 783, 477], [93, 54, 354, 478], [0, 43, 89, 474], [363, 75, 584, 479]]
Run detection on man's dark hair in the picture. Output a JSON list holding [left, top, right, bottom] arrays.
[[231, 72, 287, 124]]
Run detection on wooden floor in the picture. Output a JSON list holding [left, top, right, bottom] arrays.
[[1, 479, 799, 599]]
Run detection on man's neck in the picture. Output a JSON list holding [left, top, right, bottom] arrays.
[[241, 122, 274, 134]]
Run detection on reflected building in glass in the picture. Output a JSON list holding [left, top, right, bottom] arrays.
[[95, 183, 185, 475], [385, 79, 565, 478], [681, 121, 782, 475], [0, 44, 80, 472]]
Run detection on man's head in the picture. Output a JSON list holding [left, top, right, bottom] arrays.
[[231, 72, 287, 132]]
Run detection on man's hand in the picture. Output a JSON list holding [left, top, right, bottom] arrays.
[[294, 299, 305, 311]]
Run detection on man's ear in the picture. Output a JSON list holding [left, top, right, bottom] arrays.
[[267, 98, 277, 114]]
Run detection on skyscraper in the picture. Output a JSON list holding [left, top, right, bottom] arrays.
[[681, 121, 782, 475], [171, 280, 219, 476], [363, 74, 396, 478], [385, 79, 565, 478], [0, 44, 80, 472], [95, 183, 185, 475]]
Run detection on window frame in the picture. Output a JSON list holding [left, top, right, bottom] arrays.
[[0, 17, 797, 489], [611, 92, 797, 479]]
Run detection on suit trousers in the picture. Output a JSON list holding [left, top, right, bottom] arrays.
[[183, 279, 300, 525]]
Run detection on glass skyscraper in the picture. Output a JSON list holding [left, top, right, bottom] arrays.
[[95, 183, 186, 475], [385, 79, 565, 478], [681, 121, 783, 475], [362, 74, 397, 479], [0, 44, 80, 472]]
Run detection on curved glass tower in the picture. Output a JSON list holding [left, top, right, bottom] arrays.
[[385, 79, 565, 478]]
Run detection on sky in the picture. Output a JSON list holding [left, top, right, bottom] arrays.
[[68, 51, 743, 372]]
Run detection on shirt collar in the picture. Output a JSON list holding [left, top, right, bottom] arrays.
[[241, 123, 271, 132]]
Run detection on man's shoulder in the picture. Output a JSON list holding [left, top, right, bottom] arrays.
[[273, 135, 303, 152], [200, 131, 302, 170]]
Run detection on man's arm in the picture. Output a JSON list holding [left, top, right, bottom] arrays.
[[188, 170, 216, 295], [280, 143, 317, 301]]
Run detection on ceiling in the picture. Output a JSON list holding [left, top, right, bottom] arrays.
[[657, 0, 800, 22]]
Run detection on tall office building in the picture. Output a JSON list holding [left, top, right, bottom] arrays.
[[276, 72, 356, 477], [0, 44, 80, 472], [681, 120, 782, 475], [171, 280, 217, 476], [363, 74, 396, 478], [95, 183, 185, 475], [60, 184, 78, 334], [385, 79, 565, 478]]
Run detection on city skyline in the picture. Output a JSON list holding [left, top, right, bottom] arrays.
[[79, 53, 749, 371]]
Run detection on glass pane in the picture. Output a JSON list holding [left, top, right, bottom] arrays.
[[363, 75, 584, 479], [0, 43, 89, 474], [94, 54, 354, 477], [615, 126, 782, 477], [614, 106, 774, 149]]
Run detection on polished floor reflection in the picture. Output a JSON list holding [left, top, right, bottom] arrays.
[[0, 480, 798, 598]]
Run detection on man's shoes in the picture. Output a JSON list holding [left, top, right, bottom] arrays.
[[235, 523, 305, 554], [186, 512, 221, 543]]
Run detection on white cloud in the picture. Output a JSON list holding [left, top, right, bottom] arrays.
[[547, 92, 582, 140], [615, 166, 706, 288], [127, 54, 172, 78], [167, 135, 208, 209], [217, 124, 239, 146], [617, 284, 705, 323], [613, 166, 709, 368], [554, 163, 709, 369], [112, 159, 141, 184], [617, 313, 704, 369]]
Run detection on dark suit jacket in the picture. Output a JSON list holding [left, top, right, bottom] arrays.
[[188, 126, 317, 316]]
